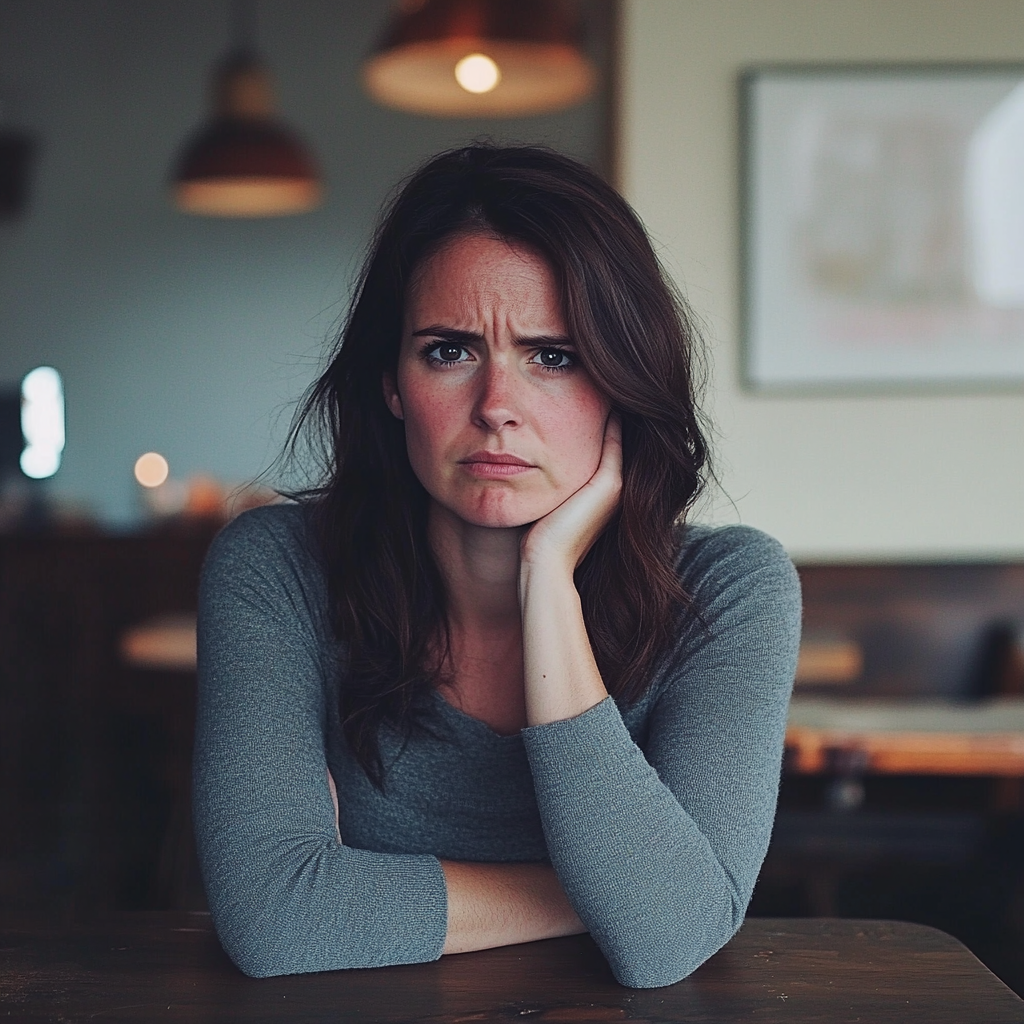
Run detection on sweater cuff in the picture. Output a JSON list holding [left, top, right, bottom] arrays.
[[521, 696, 637, 786]]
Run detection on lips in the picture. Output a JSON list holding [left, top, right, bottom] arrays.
[[458, 451, 536, 478], [459, 451, 534, 467]]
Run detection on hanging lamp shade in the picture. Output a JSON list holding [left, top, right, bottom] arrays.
[[171, 50, 323, 217], [363, 0, 596, 117]]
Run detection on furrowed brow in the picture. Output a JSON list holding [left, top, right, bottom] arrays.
[[411, 326, 573, 348], [411, 326, 483, 343], [513, 334, 573, 348]]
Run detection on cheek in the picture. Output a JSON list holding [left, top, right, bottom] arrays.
[[536, 391, 609, 487], [397, 381, 459, 477]]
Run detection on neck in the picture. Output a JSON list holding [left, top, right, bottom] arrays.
[[428, 501, 523, 630]]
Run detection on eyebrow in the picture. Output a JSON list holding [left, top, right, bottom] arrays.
[[411, 325, 573, 347]]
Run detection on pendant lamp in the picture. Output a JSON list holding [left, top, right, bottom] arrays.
[[171, 5, 322, 217], [363, 0, 596, 118]]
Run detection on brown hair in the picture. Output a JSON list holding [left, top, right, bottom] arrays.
[[292, 144, 709, 783]]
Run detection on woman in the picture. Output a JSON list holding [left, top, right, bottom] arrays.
[[193, 145, 801, 988]]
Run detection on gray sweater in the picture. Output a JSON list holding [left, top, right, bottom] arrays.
[[193, 504, 800, 987]]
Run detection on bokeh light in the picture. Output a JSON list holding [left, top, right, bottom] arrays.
[[20, 366, 65, 480], [134, 451, 170, 488], [454, 53, 500, 94]]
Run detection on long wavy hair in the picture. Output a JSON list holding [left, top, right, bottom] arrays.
[[291, 144, 709, 783]]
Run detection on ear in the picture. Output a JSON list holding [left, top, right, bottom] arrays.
[[382, 372, 404, 420]]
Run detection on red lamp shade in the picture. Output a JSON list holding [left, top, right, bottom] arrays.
[[363, 0, 596, 118], [171, 51, 322, 217]]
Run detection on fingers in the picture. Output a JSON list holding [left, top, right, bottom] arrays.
[[605, 410, 622, 443], [595, 412, 623, 492]]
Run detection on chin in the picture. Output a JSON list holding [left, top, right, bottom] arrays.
[[458, 507, 537, 530], [456, 491, 559, 530]]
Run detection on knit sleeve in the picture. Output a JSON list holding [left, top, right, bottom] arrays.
[[520, 525, 800, 988], [192, 506, 448, 977]]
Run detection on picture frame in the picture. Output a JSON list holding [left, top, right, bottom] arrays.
[[741, 64, 1024, 392]]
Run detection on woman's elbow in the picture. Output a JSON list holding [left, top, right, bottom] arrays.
[[607, 941, 729, 989], [606, 944, 705, 990], [202, 864, 336, 978], [196, 832, 345, 977], [211, 902, 302, 978], [599, 908, 740, 989], [228, 946, 287, 980]]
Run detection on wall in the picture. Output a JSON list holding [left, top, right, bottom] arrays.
[[620, 0, 1024, 560], [0, 1, 608, 526]]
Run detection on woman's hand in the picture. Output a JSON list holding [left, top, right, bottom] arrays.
[[519, 413, 622, 577], [518, 414, 621, 727]]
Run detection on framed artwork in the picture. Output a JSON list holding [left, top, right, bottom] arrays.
[[742, 65, 1024, 391]]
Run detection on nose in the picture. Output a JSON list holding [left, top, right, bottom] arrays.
[[472, 357, 522, 433]]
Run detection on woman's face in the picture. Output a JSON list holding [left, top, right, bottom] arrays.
[[385, 232, 611, 529]]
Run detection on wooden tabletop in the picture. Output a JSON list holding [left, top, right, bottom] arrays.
[[1, 913, 1020, 1023], [786, 697, 1024, 775]]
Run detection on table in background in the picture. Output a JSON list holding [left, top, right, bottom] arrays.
[[786, 697, 1024, 776], [1, 913, 1021, 1023]]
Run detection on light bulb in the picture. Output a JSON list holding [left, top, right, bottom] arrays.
[[454, 53, 501, 95], [20, 446, 61, 480], [135, 452, 170, 488], [20, 366, 65, 480]]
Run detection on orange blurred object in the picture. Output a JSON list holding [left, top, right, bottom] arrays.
[[183, 475, 227, 518]]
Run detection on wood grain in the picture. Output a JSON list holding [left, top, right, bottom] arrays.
[[0, 913, 1020, 1023]]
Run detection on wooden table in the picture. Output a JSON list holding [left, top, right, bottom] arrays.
[[786, 697, 1024, 776], [1, 913, 1020, 1023]]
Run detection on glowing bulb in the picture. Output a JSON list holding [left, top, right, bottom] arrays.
[[20, 446, 61, 479], [135, 452, 170, 488], [454, 53, 500, 95], [20, 366, 65, 480]]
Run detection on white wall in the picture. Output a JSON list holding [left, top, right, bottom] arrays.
[[620, 0, 1024, 560], [0, 1, 606, 526]]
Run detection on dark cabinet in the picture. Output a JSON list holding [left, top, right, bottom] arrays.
[[0, 530, 214, 913]]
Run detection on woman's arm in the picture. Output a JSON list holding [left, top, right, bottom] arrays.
[[194, 509, 450, 977], [322, 770, 584, 953], [523, 532, 799, 988], [517, 416, 621, 728], [440, 861, 584, 953], [515, 420, 801, 988]]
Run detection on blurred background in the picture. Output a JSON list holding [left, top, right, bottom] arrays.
[[3, 0, 1024, 999], [0, 0, 613, 528]]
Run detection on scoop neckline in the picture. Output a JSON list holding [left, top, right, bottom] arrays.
[[429, 689, 526, 742]]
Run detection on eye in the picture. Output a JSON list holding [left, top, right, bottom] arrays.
[[531, 348, 574, 370], [423, 342, 471, 366]]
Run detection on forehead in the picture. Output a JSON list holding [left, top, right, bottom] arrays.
[[406, 232, 562, 322]]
